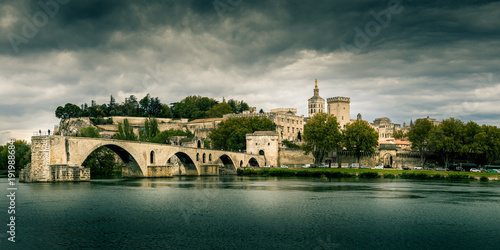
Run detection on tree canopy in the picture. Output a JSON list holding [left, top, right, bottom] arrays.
[[408, 118, 500, 167], [0, 140, 31, 173], [342, 120, 379, 164], [407, 118, 434, 166], [77, 127, 101, 138], [55, 94, 250, 121], [209, 117, 276, 151], [302, 113, 342, 165]]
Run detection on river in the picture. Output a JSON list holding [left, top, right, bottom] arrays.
[[1, 177, 499, 249]]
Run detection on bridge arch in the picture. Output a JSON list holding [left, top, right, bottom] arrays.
[[248, 157, 260, 167], [218, 154, 237, 175], [167, 151, 199, 176], [80, 143, 145, 177]]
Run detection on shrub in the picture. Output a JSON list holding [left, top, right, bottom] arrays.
[[282, 139, 301, 149], [359, 172, 379, 178], [480, 176, 489, 182], [383, 173, 396, 179], [446, 174, 473, 180], [401, 172, 431, 180]]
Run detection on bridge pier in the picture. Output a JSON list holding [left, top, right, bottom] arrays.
[[147, 165, 173, 177], [20, 164, 90, 182], [199, 164, 219, 175]]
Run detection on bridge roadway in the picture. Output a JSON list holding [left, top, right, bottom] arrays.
[[20, 136, 266, 182]]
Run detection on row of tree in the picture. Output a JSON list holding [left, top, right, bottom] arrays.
[[55, 94, 250, 121], [302, 113, 379, 165], [408, 118, 500, 167]]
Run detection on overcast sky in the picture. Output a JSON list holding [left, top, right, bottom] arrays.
[[1, 0, 500, 144]]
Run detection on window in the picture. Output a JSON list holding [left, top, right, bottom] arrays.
[[203, 153, 206, 163], [150, 151, 155, 164]]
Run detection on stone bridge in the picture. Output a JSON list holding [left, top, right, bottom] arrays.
[[20, 136, 266, 182]]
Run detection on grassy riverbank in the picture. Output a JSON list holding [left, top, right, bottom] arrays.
[[237, 168, 500, 181]]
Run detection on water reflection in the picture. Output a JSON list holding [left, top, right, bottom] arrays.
[[2, 177, 500, 249]]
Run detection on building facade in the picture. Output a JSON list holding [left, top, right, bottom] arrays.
[[246, 131, 279, 167]]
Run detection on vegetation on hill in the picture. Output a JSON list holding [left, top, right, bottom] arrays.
[[112, 118, 193, 144], [209, 117, 276, 151], [54, 94, 250, 121]]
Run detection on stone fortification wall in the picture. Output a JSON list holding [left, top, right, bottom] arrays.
[[278, 148, 314, 168], [332, 150, 421, 169]]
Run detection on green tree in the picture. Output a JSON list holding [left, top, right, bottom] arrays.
[[55, 103, 82, 120], [77, 125, 121, 176], [158, 104, 173, 118], [342, 120, 379, 164], [173, 95, 219, 120], [124, 95, 139, 116], [207, 103, 233, 118], [209, 117, 276, 151], [428, 118, 464, 168], [151, 129, 194, 144], [139, 118, 160, 142], [0, 140, 31, 173], [407, 118, 435, 167], [77, 127, 101, 138], [114, 119, 137, 141], [462, 121, 483, 163], [392, 130, 406, 139], [481, 125, 500, 165], [82, 147, 119, 176], [302, 113, 342, 165]]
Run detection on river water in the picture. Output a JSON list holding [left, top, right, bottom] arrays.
[[1, 176, 499, 249]]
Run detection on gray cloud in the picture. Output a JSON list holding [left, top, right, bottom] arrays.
[[1, 0, 500, 144]]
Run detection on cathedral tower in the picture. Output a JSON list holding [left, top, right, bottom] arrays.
[[307, 79, 325, 117]]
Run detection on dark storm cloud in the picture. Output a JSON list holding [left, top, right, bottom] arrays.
[[1, 0, 500, 144]]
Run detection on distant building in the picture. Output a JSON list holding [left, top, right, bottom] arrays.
[[246, 131, 279, 167], [327, 97, 351, 129], [307, 79, 326, 117]]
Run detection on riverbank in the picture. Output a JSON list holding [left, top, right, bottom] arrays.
[[237, 168, 500, 181]]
